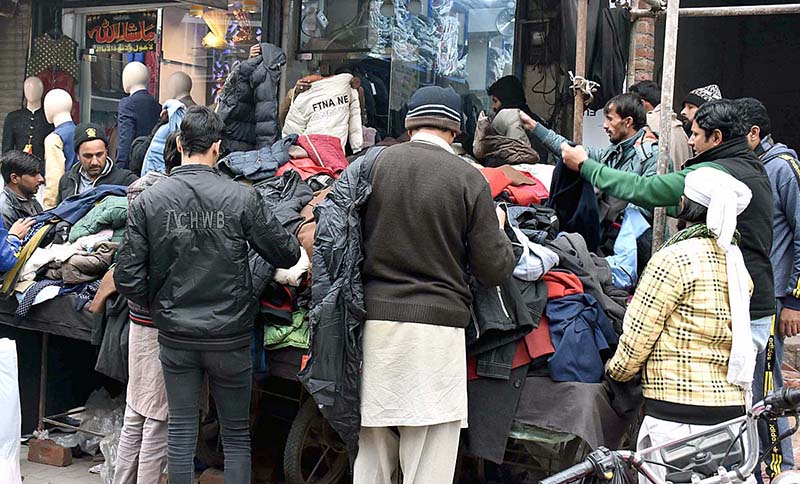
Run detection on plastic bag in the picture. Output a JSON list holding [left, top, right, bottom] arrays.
[[0, 339, 21, 484], [46, 388, 125, 484]]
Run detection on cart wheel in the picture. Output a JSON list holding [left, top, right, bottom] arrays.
[[284, 399, 348, 484]]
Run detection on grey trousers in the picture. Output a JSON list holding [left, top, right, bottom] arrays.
[[113, 404, 168, 484], [353, 421, 461, 484]]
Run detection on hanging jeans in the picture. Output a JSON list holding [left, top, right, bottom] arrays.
[[159, 344, 252, 484]]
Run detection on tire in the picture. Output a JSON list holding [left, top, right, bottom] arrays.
[[284, 399, 349, 484]]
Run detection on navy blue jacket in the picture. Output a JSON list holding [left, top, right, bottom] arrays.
[[545, 293, 618, 383], [117, 90, 161, 168]]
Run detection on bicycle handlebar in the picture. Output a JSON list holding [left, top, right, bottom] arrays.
[[764, 387, 800, 416], [539, 459, 594, 484], [539, 387, 800, 484]]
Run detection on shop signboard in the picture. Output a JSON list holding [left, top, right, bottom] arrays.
[[86, 11, 158, 54]]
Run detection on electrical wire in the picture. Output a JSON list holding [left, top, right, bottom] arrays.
[[641, 459, 684, 473], [720, 421, 747, 470]]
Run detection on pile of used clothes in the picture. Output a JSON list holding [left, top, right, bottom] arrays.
[[216, 133, 350, 375], [455, 160, 632, 465], [5, 186, 130, 319]]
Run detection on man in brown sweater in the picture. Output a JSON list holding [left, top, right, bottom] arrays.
[[354, 86, 515, 484]]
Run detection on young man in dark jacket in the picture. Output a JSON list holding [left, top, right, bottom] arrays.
[[0, 151, 44, 228], [353, 86, 515, 483], [738, 97, 797, 480], [57, 123, 139, 204], [551, 99, 775, 359], [115, 106, 300, 484]]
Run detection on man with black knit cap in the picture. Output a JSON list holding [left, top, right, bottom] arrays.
[[57, 122, 138, 203], [680, 84, 722, 137], [354, 85, 515, 484]]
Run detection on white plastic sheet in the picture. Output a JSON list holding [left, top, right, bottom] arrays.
[[0, 338, 21, 484]]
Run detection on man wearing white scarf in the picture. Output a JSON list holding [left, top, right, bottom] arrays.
[[607, 167, 755, 484], [684, 167, 756, 391]]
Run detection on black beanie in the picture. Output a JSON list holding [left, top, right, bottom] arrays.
[[73, 123, 109, 153], [405, 86, 463, 134]]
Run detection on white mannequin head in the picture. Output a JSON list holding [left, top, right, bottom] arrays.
[[23, 77, 44, 110], [122, 62, 149, 94], [168, 72, 193, 99], [43, 89, 73, 126]]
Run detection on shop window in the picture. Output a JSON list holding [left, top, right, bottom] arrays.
[[80, 3, 261, 137], [291, 0, 517, 138]]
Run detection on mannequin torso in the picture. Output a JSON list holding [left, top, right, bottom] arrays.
[[2, 77, 53, 160], [117, 62, 161, 167], [42, 89, 77, 208]]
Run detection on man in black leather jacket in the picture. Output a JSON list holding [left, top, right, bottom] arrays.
[[0, 151, 43, 228], [115, 106, 300, 484]]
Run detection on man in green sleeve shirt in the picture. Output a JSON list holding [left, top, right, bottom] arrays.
[[526, 93, 658, 177], [521, 99, 776, 352]]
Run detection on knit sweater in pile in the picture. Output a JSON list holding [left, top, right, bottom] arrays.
[[363, 139, 515, 328]]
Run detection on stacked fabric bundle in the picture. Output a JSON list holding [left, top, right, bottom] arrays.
[[218, 133, 356, 368], [460, 156, 632, 464]]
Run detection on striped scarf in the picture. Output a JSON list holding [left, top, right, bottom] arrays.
[[662, 223, 740, 250]]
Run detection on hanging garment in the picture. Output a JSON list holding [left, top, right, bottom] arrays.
[[27, 35, 79, 79], [141, 99, 186, 175], [37, 69, 80, 123], [548, 161, 601, 252], [606, 207, 651, 290], [217, 42, 286, 154], [282, 74, 363, 152]]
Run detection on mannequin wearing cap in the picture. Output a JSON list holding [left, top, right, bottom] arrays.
[[56, 123, 138, 205], [42, 89, 77, 209], [168, 72, 196, 107], [117, 62, 161, 169], [2, 77, 54, 160]]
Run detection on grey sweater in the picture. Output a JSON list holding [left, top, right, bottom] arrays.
[[362, 140, 515, 328], [758, 136, 800, 310]]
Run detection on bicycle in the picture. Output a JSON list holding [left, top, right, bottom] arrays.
[[540, 388, 800, 484]]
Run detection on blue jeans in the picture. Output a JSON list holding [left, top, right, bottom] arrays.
[[159, 345, 252, 484], [752, 309, 794, 482]]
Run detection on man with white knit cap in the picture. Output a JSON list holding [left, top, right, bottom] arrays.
[[681, 83, 723, 137], [607, 167, 756, 484]]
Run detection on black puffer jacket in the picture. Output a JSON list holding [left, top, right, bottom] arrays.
[[248, 171, 314, 297], [115, 164, 301, 351], [217, 42, 286, 154], [298, 146, 386, 461]]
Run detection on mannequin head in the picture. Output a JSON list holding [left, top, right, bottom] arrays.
[[23, 77, 44, 110], [122, 62, 149, 94], [43, 89, 73, 126], [168, 72, 193, 99]]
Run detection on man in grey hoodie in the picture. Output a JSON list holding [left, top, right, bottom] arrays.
[[738, 97, 797, 481]]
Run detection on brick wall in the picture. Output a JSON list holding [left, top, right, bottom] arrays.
[[0, 0, 32, 139], [632, 0, 656, 81]]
